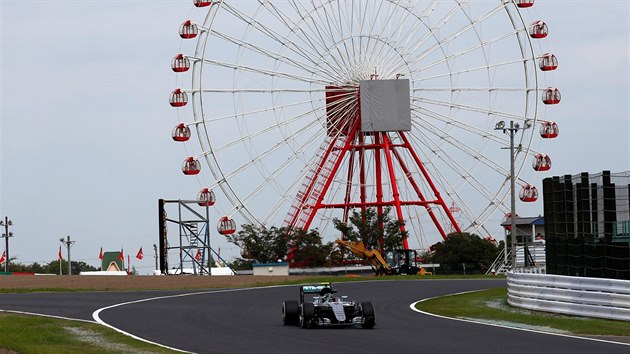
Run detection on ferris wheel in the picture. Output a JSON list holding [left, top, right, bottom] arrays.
[[169, 0, 560, 250]]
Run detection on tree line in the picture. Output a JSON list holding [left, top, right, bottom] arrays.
[[227, 207, 501, 273], [2, 258, 98, 275]]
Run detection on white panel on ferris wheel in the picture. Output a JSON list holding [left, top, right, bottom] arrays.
[[359, 79, 411, 132]]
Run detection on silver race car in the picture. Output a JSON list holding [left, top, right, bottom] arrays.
[[282, 283, 375, 329]]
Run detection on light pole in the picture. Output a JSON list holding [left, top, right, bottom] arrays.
[[60, 236, 75, 275], [0, 217, 14, 272], [495, 120, 530, 269], [153, 244, 158, 274]]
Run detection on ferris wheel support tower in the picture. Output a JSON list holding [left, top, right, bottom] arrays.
[[284, 79, 462, 249]]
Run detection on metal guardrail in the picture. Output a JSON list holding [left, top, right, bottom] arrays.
[[507, 271, 630, 321]]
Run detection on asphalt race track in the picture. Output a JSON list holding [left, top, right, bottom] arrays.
[[1, 279, 629, 353]]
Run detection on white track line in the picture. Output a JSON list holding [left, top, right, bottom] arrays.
[[410, 291, 630, 348], [0, 309, 96, 324], [92, 285, 291, 353]]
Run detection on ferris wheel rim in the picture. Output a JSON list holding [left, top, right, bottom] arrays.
[[173, 0, 557, 246]]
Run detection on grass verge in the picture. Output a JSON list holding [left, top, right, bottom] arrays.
[[415, 287, 630, 337], [0, 312, 177, 354]]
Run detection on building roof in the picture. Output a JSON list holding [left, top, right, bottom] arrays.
[[102, 251, 124, 271], [500, 216, 544, 227]]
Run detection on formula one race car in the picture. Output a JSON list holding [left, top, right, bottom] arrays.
[[282, 283, 375, 329]]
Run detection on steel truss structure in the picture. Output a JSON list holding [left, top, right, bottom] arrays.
[[158, 199, 230, 275]]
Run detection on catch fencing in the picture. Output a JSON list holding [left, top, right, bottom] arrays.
[[507, 271, 630, 321]]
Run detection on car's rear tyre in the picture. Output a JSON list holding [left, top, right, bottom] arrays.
[[361, 302, 375, 329], [282, 300, 299, 326], [299, 303, 315, 329]]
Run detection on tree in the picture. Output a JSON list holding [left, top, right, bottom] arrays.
[[225, 224, 333, 267], [225, 224, 290, 264], [332, 207, 406, 252], [428, 232, 499, 270], [288, 228, 333, 267]]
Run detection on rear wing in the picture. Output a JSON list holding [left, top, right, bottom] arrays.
[[300, 283, 334, 303]]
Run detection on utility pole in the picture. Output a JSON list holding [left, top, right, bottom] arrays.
[[1, 217, 14, 272], [60, 236, 75, 275], [153, 244, 158, 274], [495, 120, 530, 269]]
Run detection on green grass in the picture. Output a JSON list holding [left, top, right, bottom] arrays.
[[0, 312, 176, 353], [415, 287, 630, 337]]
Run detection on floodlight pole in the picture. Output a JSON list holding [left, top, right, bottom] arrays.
[[60, 236, 75, 275], [1, 217, 14, 272]]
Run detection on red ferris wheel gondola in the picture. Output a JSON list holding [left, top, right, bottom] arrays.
[[179, 20, 198, 39], [197, 188, 216, 206], [171, 54, 190, 73], [502, 213, 519, 231], [172, 123, 191, 142], [519, 184, 538, 202], [169, 89, 188, 107], [515, 0, 535, 8], [540, 121, 559, 139], [529, 20, 548, 39], [542, 87, 561, 105], [217, 216, 236, 235], [193, 0, 215, 8], [532, 154, 552, 171], [539, 53, 558, 71], [182, 156, 201, 175]]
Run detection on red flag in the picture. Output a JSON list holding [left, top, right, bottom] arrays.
[[99, 247, 103, 260], [58, 246, 63, 260], [118, 249, 124, 261], [136, 247, 144, 260], [195, 249, 202, 261], [127, 255, 131, 275], [0, 251, 5, 265]]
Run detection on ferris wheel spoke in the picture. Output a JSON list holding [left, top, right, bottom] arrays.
[[414, 87, 532, 92], [198, 88, 328, 94], [193, 96, 323, 125], [304, 1, 353, 69], [209, 30, 334, 82], [222, 3, 329, 67], [246, 125, 351, 225], [252, 1, 351, 80], [412, 104, 543, 157], [410, 1, 506, 65], [414, 96, 532, 122], [207, 119, 322, 187], [403, 1, 469, 59], [407, 125, 506, 211], [415, 58, 528, 82], [198, 58, 330, 86], [210, 110, 320, 153], [411, 29, 522, 75], [411, 114, 509, 177]]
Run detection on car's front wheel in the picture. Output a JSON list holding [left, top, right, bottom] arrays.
[[360, 302, 375, 329], [282, 300, 299, 326], [299, 303, 315, 329]]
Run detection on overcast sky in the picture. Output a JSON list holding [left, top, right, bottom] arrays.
[[1, 1, 628, 274]]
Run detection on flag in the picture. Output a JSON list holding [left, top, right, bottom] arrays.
[[58, 246, 63, 260], [99, 247, 103, 260], [0, 251, 5, 265], [118, 249, 124, 261], [127, 255, 131, 275], [195, 249, 202, 262], [136, 247, 144, 260]]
